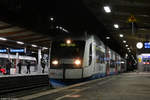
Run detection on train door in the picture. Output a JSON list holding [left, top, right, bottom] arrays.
[[143, 58, 150, 72]]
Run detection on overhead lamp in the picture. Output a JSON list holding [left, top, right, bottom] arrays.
[[42, 47, 48, 50], [127, 48, 130, 50], [17, 41, 24, 45], [50, 17, 54, 21], [119, 34, 124, 38], [114, 24, 119, 28], [123, 40, 126, 43], [56, 26, 59, 29], [59, 27, 62, 30], [129, 50, 131, 52], [106, 36, 110, 39], [125, 45, 128, 47], [0, 37, 7, 41], [32, 44, 37, 47], [104, 6, 111, 13]]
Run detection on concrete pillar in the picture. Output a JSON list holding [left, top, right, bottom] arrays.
[[16, 53, 19, 64], [16, 53, 19, 74], [38, 48, 42, 73], [48, 47, 51, 69], [7, 48, 10, 60]]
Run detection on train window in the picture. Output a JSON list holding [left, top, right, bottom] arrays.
[[110, 59, 115, 68], [50, 40, 85, 69], [95, 47, 105, 64], [89, 43, 92, 66]]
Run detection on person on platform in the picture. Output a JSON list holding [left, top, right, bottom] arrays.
[[17, 61, 22, 74], [26, 62, 31, 74], [41, 58, 45, 73], [5, 60, 11, 75]]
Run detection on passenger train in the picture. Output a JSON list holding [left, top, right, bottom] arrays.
[[137, 53, 150, 72], [49, 35, 126, 87]]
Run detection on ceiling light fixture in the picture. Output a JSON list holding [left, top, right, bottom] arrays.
[[17, 41, 24, 45], [114, 24, 119, 28], [43, 47, 48, 50], [119, 34, 124, 38], [32, 44, 37, 47], [123, 40, 126, 43], [106, 36, 110, 39], [104, 6, 111, 13], [0, 37, 7, 41], [50, 17, 54, 21]]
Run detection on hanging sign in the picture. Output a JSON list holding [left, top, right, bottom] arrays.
[[128, 15, 136, 23], [0, 49, 7, 53], [10, 49, 24, 53]]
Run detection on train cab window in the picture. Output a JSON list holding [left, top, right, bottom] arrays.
[[50, 40, 85, 69], [89, 43, 92, 65]]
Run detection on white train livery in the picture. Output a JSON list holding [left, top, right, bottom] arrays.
[[49, 35, 126, 87]]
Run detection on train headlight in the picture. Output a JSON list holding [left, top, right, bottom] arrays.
[[52, 60, 59, 65], [66, 39, 71, 44], [74, 59, 81, 66]]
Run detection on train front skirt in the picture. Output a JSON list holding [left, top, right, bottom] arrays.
[[49, 73, 107, 87]]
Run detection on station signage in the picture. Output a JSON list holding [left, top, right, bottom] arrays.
[[0, 49, 7, 53], [128, 15, 136, 23], [144, 42, 150, 48], [10, 49, 24, 53]]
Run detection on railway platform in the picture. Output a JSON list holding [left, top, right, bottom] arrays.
[[0, 74, 49, 95], [18, 72, 150, 100]]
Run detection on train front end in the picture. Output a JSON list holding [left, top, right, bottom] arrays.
[[49, 39, 85, 87]]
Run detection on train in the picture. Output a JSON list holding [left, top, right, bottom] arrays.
[[137, 53, 150, 72], [49, 35, 126, 87]]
